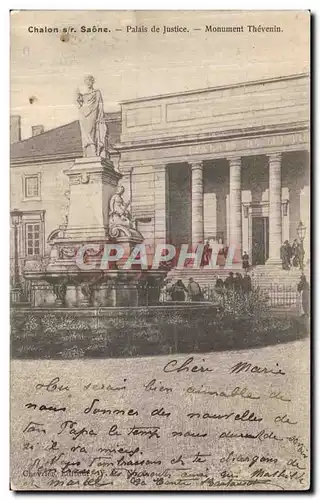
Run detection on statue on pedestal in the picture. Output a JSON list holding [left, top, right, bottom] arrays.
[[108, 185, 143, 242], [109, 185, 133, 227], [76, 75, 109, 158]]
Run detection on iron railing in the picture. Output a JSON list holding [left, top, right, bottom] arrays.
[[260, 283, 300, 308], [160, 282, 301, 308], [10, 254, 302, 309]]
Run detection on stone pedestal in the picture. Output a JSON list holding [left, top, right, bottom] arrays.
[[46, 156, 124, 275], [64, 157, 122, 241], [24, 155, 167, 309]]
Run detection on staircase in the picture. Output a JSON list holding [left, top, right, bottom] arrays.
[[167, 267, 232, 289], [251, 264, 310, 290], [167, 264, 310, 310], [168, 264, 310, 291]]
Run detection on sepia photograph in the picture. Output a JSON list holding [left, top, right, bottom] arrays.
[[10, 10, 310, 491]]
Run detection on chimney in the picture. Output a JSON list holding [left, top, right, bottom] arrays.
[[10, 115, 21, 144], [32, 125, 44, 137]]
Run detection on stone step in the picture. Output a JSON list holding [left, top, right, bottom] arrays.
[[167, 265, 309, 290]]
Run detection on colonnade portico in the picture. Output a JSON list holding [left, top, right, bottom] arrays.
[[152, 151, 291, 265], [117, 75, 309, 266], [188, 157, 244, 254]]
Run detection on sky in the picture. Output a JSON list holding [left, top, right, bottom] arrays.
[[10, 10, 310, 139]]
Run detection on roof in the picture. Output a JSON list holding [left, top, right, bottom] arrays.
[[11, 112, 122, 164], [11, 121, 83, 163], [120, 72, 309, 105]]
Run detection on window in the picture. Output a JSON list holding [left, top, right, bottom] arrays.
[[26, 223, 40, 256], [13, 210, 44, 260], [23, 174, 41, 200], [25, 176, 39, 198]]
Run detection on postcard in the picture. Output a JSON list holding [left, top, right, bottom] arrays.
[[10, 10, 310, 491]]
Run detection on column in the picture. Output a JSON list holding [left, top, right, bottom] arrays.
[[267, 152, 282, 264], [191, 161, 204, 244], [229, 157, 242, 256], [203, 192, 217, 240], [153, 165, 167, 245]]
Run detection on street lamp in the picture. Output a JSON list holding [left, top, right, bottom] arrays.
[[11, 209, 22, 303]]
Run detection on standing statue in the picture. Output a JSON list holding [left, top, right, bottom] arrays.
[[76, 75, 109, 158]]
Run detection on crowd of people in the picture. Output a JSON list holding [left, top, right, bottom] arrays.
[[160, 272, 252, 303], [160, 277, 204, 302], [160, 271, 309, 317], [215, 271, 252, 295], [201, 240, 251, 272], [201, 239, 229, 267], [281, 239, 305, 270]]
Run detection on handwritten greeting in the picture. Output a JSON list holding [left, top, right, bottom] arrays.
[[11, 341, 309, 491]]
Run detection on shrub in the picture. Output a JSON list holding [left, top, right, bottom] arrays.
[[23, 315, 41, 332], [219, 287, 270, 319], [59, 345, 85, 359]]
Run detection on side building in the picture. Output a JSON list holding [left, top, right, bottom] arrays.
[[10, 113, 121, 284]]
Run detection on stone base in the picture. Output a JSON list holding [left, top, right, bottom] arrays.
[[25, 269, 168, 308], [63, 156, 122, 242], [10, 286, 30, 307], [11, 286, 23, 304], [30, 281, 56, 307], [63, 226, 109, 241]]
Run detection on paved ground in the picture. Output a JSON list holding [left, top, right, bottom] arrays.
[[11, 338, 309, 491]]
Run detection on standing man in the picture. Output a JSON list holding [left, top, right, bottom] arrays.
[[298, 241, 305, 271], [284, 240, 292, 269], [242, 251, 250, 273], [201, 240, 212, 267], [172, 280, 188, 302], [297, 275, 310, 316], [242, 273, 252, 294], [188, 278, 203, 301], [224, 272, 235, 289], [281, 241, 291, 270], [291, 238, 299, 267]]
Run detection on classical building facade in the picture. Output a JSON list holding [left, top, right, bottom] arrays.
[[116, 73, 310, 267], [10, 73, 309, 281]]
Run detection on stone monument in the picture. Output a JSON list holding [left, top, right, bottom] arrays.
[[24, 75, 166, 308]]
